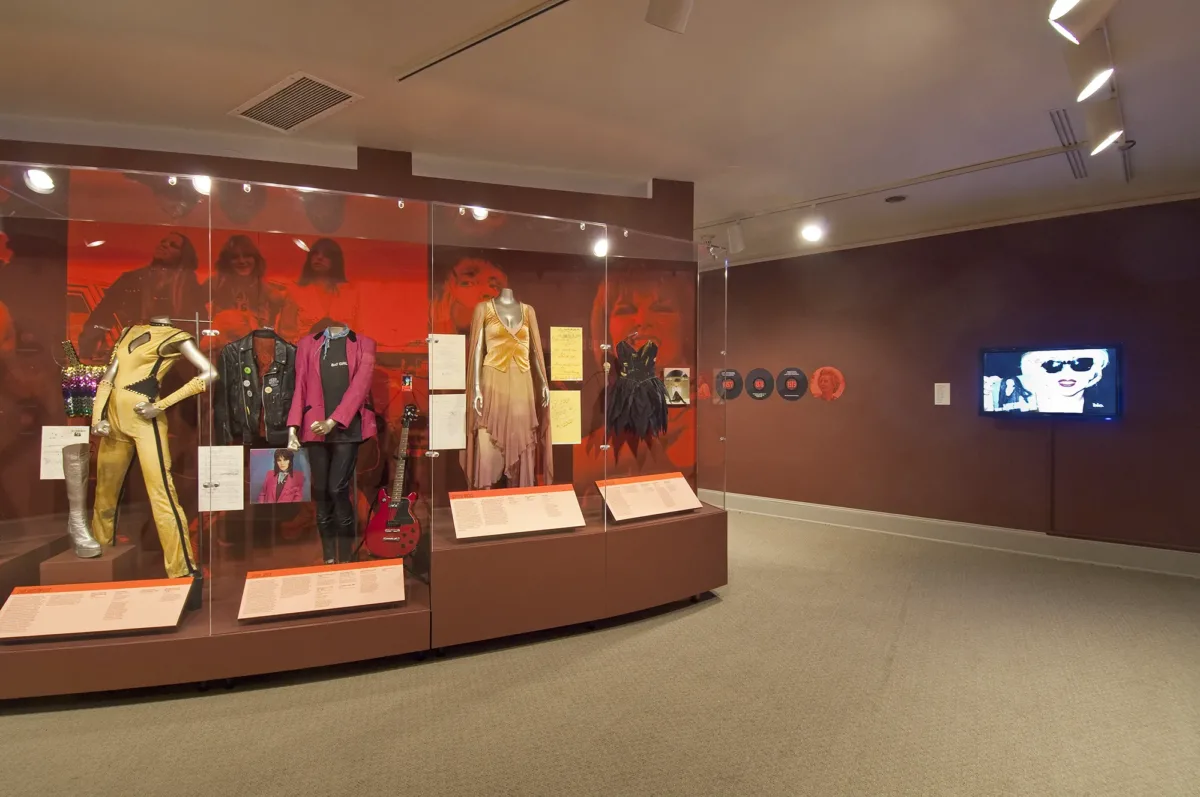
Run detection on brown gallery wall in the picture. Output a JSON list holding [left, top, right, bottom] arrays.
[[725, 199, 1200, 552]]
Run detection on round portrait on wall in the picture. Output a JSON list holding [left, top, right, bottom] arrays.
[[811, 366, 846, 401], [746, 368, 774, 401], [716, 369, 743, 400], [777, 367, 808, 401]]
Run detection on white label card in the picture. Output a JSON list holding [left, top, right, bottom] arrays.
[[237, 561, 407, 621], [934, 383, 952, 406], [429, 333, 467, 391], [429, 392, 467, 450], [198, 446, 245, 512], [597, 472, 703, 522], [0, 579, 190, 640], [40, 426, 90, 480], [449, 485, 586, 540]]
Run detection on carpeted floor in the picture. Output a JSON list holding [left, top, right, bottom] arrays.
[[3, 512, 1200, 796]]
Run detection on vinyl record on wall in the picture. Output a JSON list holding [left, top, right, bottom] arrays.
[[716, 369, 743, 400], [747, 368, 774, 400], [777, 368, 808, 401]]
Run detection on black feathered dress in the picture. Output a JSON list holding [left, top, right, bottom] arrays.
[[606, 339, 668, 439]]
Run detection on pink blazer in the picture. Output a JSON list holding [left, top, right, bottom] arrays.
[[256, 469, 306, 504], [287, 330, 378, 443]]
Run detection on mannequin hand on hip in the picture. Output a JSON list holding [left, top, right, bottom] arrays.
[[310, 418, 337, 436], [91, 420, 111, 437], [541, 385, 550, 408], [287, 427, 301, 452], [134, 401, 163, 420], [473, 389, 484, 418]]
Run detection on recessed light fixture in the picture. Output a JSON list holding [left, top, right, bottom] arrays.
[[293, 238, 310, 252], [85, 240, 106, 248], [192, 176, 212, 196], [23, 169, 55, 194], [885, 195, 908, 204], [470, 206, 489, 221], [1049, 0, 1120, 45], [592, 238, 609, 258]]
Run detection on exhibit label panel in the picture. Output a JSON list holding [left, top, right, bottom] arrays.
[[238, 560, 407, 621], [449, 484, 586, 539], [0, 579, 190, 640], [597, 472, 703, 521]]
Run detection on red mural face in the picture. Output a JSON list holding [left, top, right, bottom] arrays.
[[608, 283, 683, 367], [446, 259, 507, 333], [812, 367, 846, 401]]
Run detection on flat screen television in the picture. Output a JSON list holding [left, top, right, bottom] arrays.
[[980, 345, 1122, 419]]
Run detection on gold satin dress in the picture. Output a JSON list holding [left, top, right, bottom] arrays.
[[475, 301, 542, 487], [92, 325, 201, 578]]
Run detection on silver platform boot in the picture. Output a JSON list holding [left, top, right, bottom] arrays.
[[63, 442, 103, 558]]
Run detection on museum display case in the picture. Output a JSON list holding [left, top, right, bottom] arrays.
[[0, 161, 727, 698]]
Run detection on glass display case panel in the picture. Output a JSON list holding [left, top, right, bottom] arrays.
[[427, 203, 609, 538], [202, 180, 430, 635], [0, 162, 213, 647], [696, 243, 728, 508]]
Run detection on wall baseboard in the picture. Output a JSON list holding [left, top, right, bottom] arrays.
[[699, 490, 1200, 579]]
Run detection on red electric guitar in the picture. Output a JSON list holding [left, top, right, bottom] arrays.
[[363, 404, 421, 559]]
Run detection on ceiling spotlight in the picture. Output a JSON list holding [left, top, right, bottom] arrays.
[[293, 238, 310, 252], [1084, 97, 1124, 155], [243, 183, 252, 193], [800, 220, 826, 244], [397, 200, 405, 209], [646, 0, 694, 34], [85, 240, 106, 248], [167, 176, 177, 186], [470, 206, 489, 221], [23, 169, 55, 194], [727, 221, 746, 255], [1064, 30, 1115, 102], [592, 238, 609, 258], [1049, 0, 1120, 45], [192, 176, 212, 196]]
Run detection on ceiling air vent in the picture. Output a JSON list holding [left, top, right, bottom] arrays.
[[230, 73, 361, 134]]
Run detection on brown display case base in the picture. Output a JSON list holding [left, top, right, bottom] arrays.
[[430, 507, 607, 648], [39, 543, 140, 586], [0, 533, 71, 601]]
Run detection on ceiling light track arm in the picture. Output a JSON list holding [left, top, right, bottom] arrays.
[[695, 145, 1085, 231], [396, 0, 578, 84]]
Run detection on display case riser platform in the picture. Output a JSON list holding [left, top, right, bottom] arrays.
[[39, 544, 140, 586], [0, 534, 72, 602]]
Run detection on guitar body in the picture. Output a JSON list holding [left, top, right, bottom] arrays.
[[364, 487, 421, 559]]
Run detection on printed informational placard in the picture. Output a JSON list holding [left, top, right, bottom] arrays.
[[550, 326, 583, 382], [237, 560, 407, 621], [429, 333, 467, 390], [549, 389, 581, 445], [429, 392, 467, 450], [40, 426, 90, 480], [449, 484, 585, 540], [198, 446, 245, 512], [0, 579, 190, 640], [935, 383, 952, 406], [596, 472, 704, 522]]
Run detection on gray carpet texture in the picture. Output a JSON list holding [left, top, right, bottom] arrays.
[[3, 512, 1199, 796]]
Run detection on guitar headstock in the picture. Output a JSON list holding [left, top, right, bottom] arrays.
[[402, 403, 419, 428]]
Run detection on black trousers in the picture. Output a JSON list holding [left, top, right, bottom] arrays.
[[306, 441, 361, 563]]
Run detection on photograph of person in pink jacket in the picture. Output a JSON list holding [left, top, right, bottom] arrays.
[[252, 448, 310, 504]]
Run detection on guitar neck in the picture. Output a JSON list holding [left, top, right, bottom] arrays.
[[390, 426, 411, 500]]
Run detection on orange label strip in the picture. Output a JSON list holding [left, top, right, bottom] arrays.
[[246, 559, 403, 580], [596, 472, 685, 488], [449, 483, 575, 500], [12, 577, 182, 595]]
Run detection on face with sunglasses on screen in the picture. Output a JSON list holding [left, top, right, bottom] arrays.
[[1019, 349, 1111, 413]]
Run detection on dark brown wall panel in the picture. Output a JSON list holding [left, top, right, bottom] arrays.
[[725, 200, 1200, 551]]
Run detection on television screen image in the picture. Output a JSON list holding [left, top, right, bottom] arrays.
[[981, 346, 1122, 418]]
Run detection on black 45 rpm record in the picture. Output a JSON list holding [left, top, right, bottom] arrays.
[[777, 367, 809, 401], [747, 368, 774, 400], [716, 369, 743, 400]]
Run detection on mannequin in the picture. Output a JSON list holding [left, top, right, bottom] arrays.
[[287, 324, 378, 564], [463, 289, 553, 489], [90, 316, 215, 583]]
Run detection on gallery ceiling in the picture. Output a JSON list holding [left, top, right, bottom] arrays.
[[1, 0, 1198, 262]]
